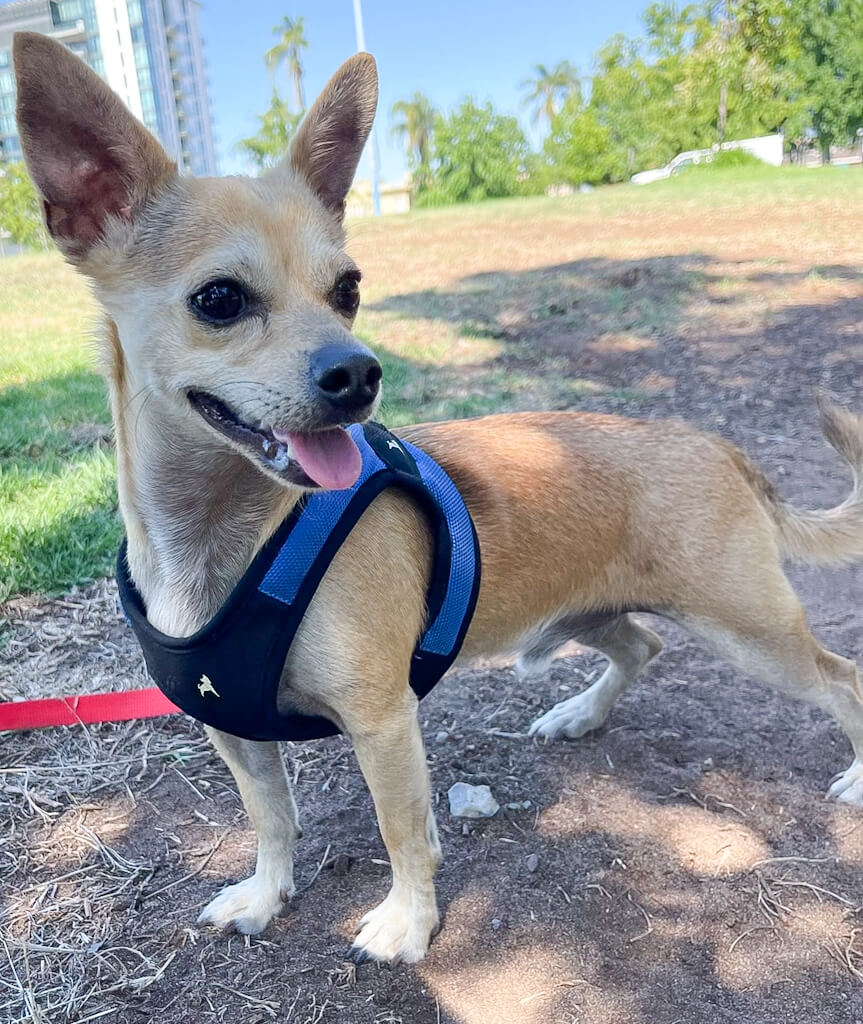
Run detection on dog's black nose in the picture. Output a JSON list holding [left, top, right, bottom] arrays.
[[311, 343, 381, 410]]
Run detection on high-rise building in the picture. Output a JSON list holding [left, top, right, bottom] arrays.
[[0, 0, 217, 174]]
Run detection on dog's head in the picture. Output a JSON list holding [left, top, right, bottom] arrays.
[[13, 32, 381, 491]]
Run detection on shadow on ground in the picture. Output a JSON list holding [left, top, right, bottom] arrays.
[[367, 255, 863, 439]]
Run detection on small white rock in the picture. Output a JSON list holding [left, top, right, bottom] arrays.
[[448, 782, 499, 819]]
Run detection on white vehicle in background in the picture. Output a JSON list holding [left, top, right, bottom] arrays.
[[631, 133, 784, 184], [631, 148, 713, 184]]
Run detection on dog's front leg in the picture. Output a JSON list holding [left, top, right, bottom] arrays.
[[198, 728, 300, 934], [349, 695, 441, 964]]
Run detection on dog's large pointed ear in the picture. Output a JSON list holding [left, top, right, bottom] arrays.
[[13, 32, 176, 262], [286, 53, 378, 219]]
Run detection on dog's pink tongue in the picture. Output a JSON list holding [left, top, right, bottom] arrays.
[[275, 427, 361, 490]]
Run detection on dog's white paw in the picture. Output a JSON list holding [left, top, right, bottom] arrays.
[[198, 874, 293, 935], [529, 692, 608, 741], [352, 887, 438, 964], [827, 759, 863, 806]]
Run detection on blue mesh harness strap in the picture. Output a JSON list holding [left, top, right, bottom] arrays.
[[116, 422, 481, 742]]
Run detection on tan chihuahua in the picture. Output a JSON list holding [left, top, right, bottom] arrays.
[[14, 32, 863, 964]]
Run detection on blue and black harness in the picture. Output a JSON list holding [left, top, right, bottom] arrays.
[[117, 422, 481, 742]]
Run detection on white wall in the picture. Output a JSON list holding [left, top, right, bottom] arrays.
[[723, 134, 784, 167]]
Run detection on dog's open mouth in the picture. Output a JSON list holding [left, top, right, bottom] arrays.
[[187, 390, 362, 490]]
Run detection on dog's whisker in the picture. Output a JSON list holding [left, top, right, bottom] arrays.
[[121, 383, 154, 414]]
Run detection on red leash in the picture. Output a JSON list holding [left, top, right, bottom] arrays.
[[0, 687, 181, 732]]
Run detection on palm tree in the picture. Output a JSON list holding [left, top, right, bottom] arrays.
[[265, 15, 308, 113], [390, 92, 436, 169], [521, 61, 581, 126]]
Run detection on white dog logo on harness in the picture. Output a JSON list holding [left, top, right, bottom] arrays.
[[198, 674, 220, 698]]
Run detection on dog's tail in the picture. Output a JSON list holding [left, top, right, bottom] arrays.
[[765, 397, 863, 566]]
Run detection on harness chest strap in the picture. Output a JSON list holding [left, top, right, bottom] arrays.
[[117, 422, 481, 743]]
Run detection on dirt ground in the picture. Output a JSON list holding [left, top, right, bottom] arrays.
[[3, 185, 863, 1023]]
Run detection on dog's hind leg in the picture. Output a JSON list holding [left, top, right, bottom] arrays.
[[347, 694, 441, 963], [528, 613, 663, 740], [678, 568, 863, 805], [197, 729, 301, 934]]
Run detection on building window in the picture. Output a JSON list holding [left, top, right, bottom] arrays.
[[53, 1, 84, 24]]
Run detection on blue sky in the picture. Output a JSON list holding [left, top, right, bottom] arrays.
[[202, 0, 650, 179]]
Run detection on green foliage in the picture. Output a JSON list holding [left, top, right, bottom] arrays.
[[238, 16, 308, 173], [588, 32, 678, 178], [417, 100, 535, 206], [708, 147, 765, 168], [677, 0, 800, 145], [0, 163, 47, 249], [521, 61, 582, 126], [537, 0, 858, 187], [543, 101, 625, 185], [236, 90, 301, 171], [791, 0, 863, 155], [0, 253, 117, 600]]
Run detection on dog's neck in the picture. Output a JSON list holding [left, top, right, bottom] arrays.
[[108, 333, 297, 637]]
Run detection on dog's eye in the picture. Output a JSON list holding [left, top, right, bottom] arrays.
[[190, 280, 248, 324], [332, 272, 361, 316]]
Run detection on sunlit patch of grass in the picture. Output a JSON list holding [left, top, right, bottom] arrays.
[[0, 252, 117, 601], [0, 448, 119, 600]]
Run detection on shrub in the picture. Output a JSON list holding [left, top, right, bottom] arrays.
[[710, 148, 767, 169], [0, 163, 47, 249], [417, 99, 536, 206]]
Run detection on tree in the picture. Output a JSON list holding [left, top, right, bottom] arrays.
[[680, 0, 799, 146], [236, 90, 301, 171], [545, 15, 696, 186], [535, 0, 863, 186], [521, 61, 582, 126], [265, 15, 308, 113], [543, 99, 625, 185], [418, 99, 534, 206], [0, 163, 46, 249], [390, 92, 436, 176], [556, 0, 802, 186], [791, 0, 863, 161], [588, 34, 670, 178]]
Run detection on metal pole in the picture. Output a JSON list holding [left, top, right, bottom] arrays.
[[352, 0, 381, 216]]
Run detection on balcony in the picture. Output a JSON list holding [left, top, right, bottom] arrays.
[[51, 18, 86, 42]]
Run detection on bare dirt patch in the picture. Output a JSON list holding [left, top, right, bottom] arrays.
[[3, 187, 863, 1023]]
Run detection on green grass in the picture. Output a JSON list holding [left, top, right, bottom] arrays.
[[375, 349, 508, 425], [0, 254, 117, 601], [386, 163, 863, 222]]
